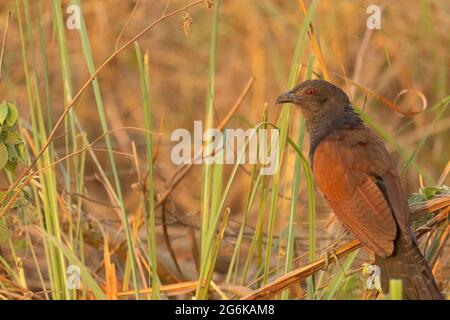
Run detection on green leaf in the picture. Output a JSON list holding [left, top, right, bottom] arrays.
[[0, 143, 9, 169], [8, 143, 18, 161], [22, 186, 33, 200], [422, 186, 441, 200], [16, 142, 25, 159], [4, 160, 17, 172], [0, 102, 8, 125], [5, 130, 20, 144], [5, 103, 18, 126], [410, 185, 450, 204]]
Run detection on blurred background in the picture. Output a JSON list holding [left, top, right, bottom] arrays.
[[0, 0, 448, 299]]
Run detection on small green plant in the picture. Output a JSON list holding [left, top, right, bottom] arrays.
[[0, 101, 25, 172], [409, 185, 450, 203]]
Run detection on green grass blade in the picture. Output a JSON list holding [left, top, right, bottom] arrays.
[[134, 42, 160, 299]]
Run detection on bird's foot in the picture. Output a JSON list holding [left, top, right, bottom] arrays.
[[323, 244, 340, 271]]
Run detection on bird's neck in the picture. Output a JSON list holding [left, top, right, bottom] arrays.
[[306, 104, 363, 163]]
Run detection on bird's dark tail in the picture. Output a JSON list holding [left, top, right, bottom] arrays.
[[375, 232, 442, 300]]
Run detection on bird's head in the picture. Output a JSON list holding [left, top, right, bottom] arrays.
[[275, 79, 360, 140], [275, 79, 350, 113]]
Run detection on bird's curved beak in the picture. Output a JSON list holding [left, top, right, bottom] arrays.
[[275, 91, 295, 105]]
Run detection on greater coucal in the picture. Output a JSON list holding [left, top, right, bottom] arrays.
[[276, 79, 442, 300]]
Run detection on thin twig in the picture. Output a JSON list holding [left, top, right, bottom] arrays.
[[115, 0, 140, 51]]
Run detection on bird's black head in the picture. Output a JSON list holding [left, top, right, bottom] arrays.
[[275, 79, 351, 113], [276, 79, 362, 154]]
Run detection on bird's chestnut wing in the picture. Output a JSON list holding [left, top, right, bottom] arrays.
[[312, 127, 398, 257]]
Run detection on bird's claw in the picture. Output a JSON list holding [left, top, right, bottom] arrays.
[[323, 244, 340, 271]]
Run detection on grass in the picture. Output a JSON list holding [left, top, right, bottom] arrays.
[[196, 0, 222, 299], [0, 0, 448, 300], [135, 41, 160, 299]]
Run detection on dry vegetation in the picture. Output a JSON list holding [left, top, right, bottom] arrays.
[[0, 0, 448, 300]]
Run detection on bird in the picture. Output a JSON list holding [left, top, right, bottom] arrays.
[[275, 79, 442, 300]]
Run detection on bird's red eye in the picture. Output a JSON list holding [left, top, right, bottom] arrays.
[[306, 88, 316, 96]]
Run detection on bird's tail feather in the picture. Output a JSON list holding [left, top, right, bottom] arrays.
[[375, 234, 442, 300]]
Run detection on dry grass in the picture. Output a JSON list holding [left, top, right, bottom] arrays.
[[0, 0, 448, 300]]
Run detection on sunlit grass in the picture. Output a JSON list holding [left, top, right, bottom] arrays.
[[0, 0, 447, 300]]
